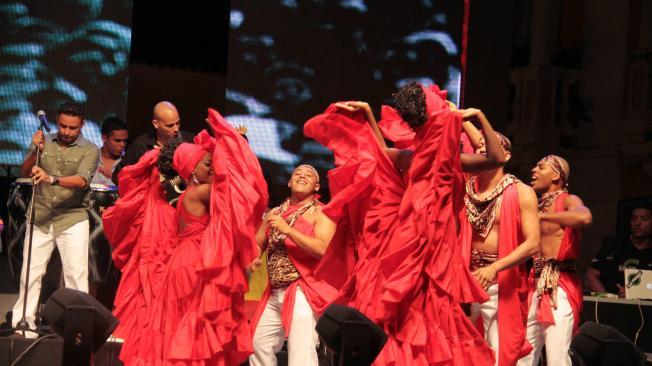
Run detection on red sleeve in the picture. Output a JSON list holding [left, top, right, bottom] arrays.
[[303, 103, 378, 291]]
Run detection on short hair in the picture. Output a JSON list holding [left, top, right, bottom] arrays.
[[101, 116, 127, 137], [631, 203, 652, 216], [158, 137, 183, 180], [57, 102, 85, 121], [393, 82, 427, 129]]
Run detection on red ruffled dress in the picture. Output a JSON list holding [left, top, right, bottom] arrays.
[[104, 108, 268, 366], [306, 85, 495, 365]]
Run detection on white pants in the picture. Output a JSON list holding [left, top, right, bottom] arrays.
[[12, 221, 89, 334], [517, 286, 574, 366], [250, 286, 319, 366], [471, 283, 499, 366]]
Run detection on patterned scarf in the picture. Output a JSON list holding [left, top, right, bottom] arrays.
[[537, 189, 568, 214], [268, 197, 318, 246], [465, 174, 520, 238]]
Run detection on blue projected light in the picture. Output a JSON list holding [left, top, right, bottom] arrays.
[[226, 0, 466, 198], [0, 1, 132, 166]]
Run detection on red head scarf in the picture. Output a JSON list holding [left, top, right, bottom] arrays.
[[173, 142, 210, 180]]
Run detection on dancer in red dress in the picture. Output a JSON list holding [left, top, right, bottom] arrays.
[[104, 109, 268, 365], [305, 82, 507, 365]]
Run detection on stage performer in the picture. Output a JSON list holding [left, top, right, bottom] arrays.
[[248, 165, 336, 366], [517, 155, 592, 366], [13, 102, 99, 336], [103, 108, 267, 365], [305, 82, 506, 365], [460, 133, 540, 366]]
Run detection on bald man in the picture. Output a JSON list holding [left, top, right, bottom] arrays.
[[518, 155, 592, 366], [112, 101, 193, 184]]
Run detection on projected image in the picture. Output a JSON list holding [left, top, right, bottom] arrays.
[[0, 1, 132, 167], [226, 0, 465, 200]]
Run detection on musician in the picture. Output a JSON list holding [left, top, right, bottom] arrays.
[[92, 117, 128, 186], [12, 102, 99, 336], [111, 101, 193, 185]]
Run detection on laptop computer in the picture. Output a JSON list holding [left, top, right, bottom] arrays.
[[624, 269, 652, 300]]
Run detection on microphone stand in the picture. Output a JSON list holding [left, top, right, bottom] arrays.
[[15, 121, 49, 337]]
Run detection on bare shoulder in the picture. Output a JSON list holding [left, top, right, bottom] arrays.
[[186, 183, 211, 202], [314, 206, 336, 225], [516, 182, 538, 204], [563, 193, 585, 209]]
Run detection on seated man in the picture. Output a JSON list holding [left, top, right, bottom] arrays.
[[92, 117, 128, 186], [587, 204, 652, 296]]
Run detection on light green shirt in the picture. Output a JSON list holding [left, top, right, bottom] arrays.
[[26, 133, 99, 233]]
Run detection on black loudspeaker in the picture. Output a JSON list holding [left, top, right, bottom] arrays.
[[42, 287, 119, 365], [316, 304, 388, 366], [569, 322, 647, 366]]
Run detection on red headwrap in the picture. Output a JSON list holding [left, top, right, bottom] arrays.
[[173, 142, 210, 181]]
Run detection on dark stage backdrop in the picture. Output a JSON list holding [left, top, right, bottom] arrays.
[[225, 0, 467, 204], [0, 0, 133, 167]]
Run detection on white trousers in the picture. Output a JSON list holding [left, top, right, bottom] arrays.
[[471, 283, 499, 366], [517, 286, 574, 366], [12, 221, 89, 333], [250, 286, 319, 366]]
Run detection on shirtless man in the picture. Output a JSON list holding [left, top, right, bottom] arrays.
[[249, 164, 337, 366], [464, 135, 540, 366], [518, 155, 592, 366]]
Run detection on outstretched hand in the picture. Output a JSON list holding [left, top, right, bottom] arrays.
[[334, 101, 371, 114]]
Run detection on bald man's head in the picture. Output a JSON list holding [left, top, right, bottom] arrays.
[[152, 101, 180, 145]]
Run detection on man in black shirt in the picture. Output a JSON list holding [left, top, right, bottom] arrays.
[[112, 101, 193, 184], [587, 204, 652, 296]]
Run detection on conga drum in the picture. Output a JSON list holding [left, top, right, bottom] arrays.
[[88, 183, 119, 283]]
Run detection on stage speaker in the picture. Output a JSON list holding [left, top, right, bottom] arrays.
[[316, 304, 388, 366], [42, 287, 119, 366], [569, 321, 647, 366]]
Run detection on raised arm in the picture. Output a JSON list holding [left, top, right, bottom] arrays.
[[459, 108, 507, 173], [540, 194, 593, 228], [334, 101, 387, 149]]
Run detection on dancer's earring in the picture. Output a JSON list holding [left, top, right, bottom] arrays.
[[192, 172, 200, 185]]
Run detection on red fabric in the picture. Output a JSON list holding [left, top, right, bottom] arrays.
[[311, 85, 494, 365], [378, 105, 415, 149], [460, 183, 532, 366], [103, 149, 177, 365], [531, 193, 583, 333], [249, 104, 379, 338], [169, 108, 268, 366], [173, 142, 210, 180], [104, 108, 268, 366], [249, 212, 340, 336]]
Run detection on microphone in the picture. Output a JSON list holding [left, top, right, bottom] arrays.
[[37, 110, 51, 133]]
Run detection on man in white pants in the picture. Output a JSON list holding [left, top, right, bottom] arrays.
[[462, 134, 540, 366], [249, 165, 336, 366], [13, 102, 99, 336], [518, 155, 592, 366]]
